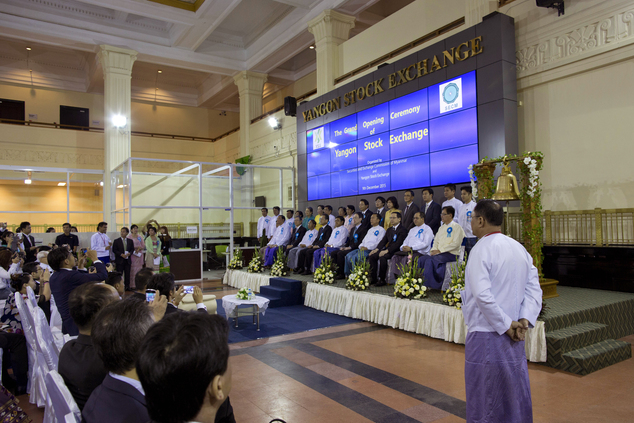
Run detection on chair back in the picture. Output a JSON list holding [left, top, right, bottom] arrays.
[[49, 294, 63, 331], [26, 286, 38, 308], [33, 306, 60, 370], [45, 371, 81, 423], [14, 292, 43, 405]]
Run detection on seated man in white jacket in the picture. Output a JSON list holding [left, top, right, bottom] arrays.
[[418, 206, 465, 289], [389, 212, 434, 282], [263, 215, 292, 267]]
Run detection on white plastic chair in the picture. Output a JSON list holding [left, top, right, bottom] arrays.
[[33, 307, 60, 371], [49, 294, 63, 330], [26, 286, 38, 309], [44, 371, 81, 423], [14, 292, 46, 406]]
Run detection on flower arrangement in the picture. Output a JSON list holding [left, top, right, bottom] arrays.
[[236, 287, 253, 300], [314, 252, 337, 284], [523, 156, 540, 198], [468, 164, 478, 199], [247, 247, 264, 273], [346, 253, 370, 291], [228, 249, 243, 270], [394, 254, 427, 299], [270, 248, 290, 277], [443, 255, 466, 309]]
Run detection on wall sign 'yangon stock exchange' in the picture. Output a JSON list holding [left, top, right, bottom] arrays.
[[302, 36, 484, 123]]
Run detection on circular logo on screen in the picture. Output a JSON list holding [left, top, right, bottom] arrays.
[[442, 83, 460, 104]]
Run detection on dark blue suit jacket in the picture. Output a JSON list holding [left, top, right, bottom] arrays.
[[423, 201, 442, 235], [81, 374, 148, 423], [50, 262, 108, 336]]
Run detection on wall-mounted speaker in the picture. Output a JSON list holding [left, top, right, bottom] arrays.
[[284, 96, 297, 117]]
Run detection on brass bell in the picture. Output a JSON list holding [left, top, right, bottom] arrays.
[[492, 158, 520, 201]]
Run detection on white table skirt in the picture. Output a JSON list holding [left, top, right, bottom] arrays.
[[223, 269, 271, 293], [221, 294, 270, 317]]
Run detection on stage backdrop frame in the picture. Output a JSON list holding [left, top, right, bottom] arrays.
[[297, 12, 518, 210]]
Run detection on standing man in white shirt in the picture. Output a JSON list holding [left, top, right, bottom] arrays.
[[313, 216, 348, 270], [442, 184, 463, 220], [389, 212, 434, 281], [343, 205, 356, 233], [289, 219, 317, 271], [418, 206, 465, 289], [257, 208, 272, 248], [268, 207, 281, 239], [285, 209, 295, 232], [263, 215, 291, 267], [462, 199, 542, 423], [90, 222, 112, 264], [323, 205, 336, 229], [458, 185, 478, 257], [344, 213, 385, 277]]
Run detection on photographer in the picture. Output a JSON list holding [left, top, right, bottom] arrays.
[[55, 223, 79, 254], [0, 250, 22, 300]]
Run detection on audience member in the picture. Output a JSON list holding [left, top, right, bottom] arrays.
[[344, 213, 385, 276], [402, 190, 421, 231], [263, 216, 291, 267], [314, 205, 324, 231], [37, 250, 53, 274], [332, 212, 367, 280], [442, 184, 463, 220], [82, 300, 158, 423], [1, 271, 49, 333], [58, 283, 120, 409], [144, 226, 161, 272], [458, 185, 478, 257], [146, 273, 207, 315], [256, 208, 272, 248], [389, 212, 434, 281], [383, 196, 401, 230], [158, 226, 172, 267], [268, 207, 282, 239], [48, 247, 107, 335], [288, 219, 317, 271], [343, 205, 356, 232], [137, 313, 235, 423], [90, 222, 112, 264], [112, 227, 134, 290], [0, 332, 28, 395], [421, 188, 442, 234], [285, 209, 295, 232], [337, 207, 346, 219], [21, 261, 51, 321], [358, 199, 372, 228], [375, 196, 386, 226], [286, 216, 307, 253], [296, 215, 332, 275], [0, 250, 21, 300], [312, 216, 348, 270], [302, 207, 315, 229], [131, 268, 154, 301], [46, 227, 55, 233], [106, 272, 124, 298], [16, 222, 38, 263], [368, 212, 408, 287], [1, 231, 16, 251], [323, 205, 336, 229], [419, 206, 465, 289], [55, 223, 79, 253], [71, 226, 79, 233], [127, 225, 145, 289]]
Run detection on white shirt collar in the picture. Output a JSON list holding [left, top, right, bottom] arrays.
[[393, 223, 399, 230], [109, 372, 145, 396]]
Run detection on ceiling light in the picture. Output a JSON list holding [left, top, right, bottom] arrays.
[[100, 181, 104, 187], [268, 117, 281, 130], [26, 47, 31, 51], [309, 45, 315, 49], [112, 114, 127, 128], [117, 184, 128, 189], [157, 70, 162, 74], [25, 171, 32, 184], [24, 179, 32, 185], [58, 182, 66, 186]]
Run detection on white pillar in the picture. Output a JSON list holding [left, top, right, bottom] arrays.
[[233, 71, 268, 157], [465, 0, 497, 26], [308, 10, 355, 96], [97, 45, 137, 226]]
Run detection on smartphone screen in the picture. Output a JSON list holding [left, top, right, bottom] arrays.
[[183, 286, 194, 294], [146, 289, 156, 302], [81, 248, 88, 255]]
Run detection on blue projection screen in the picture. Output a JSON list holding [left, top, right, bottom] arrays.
[[306, 70, 478, 201]]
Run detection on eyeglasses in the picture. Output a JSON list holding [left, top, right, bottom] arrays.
[[440, 213, 448, 216]]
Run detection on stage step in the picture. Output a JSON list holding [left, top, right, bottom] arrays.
[[561, 339, 632, 375], [545, 322, 609, 368], [259, 278, 303, 308]]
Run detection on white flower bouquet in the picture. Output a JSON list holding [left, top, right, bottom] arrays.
[[394, 253, 427, 299], [314, 252, 337, 285], [346, 253, 370, 291], [236, 287, 252, 300], [443, 254, 466, 309], [228, 249, 243, 270], [247, 247, 264, 273], [270, 247, 290, 277]]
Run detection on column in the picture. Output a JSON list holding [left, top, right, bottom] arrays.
[[233, 71, 268, 157], [308, 10, 355, 95], [97, 45, 137, 226], [465, 0, 497, 26]]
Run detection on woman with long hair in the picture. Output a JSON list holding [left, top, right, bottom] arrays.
[[384, 196, 401, 230], [127, 224, 145, 288], [158, 226, 172, 272], [144, 226, 162, 273], [0, 250, 21, 300]]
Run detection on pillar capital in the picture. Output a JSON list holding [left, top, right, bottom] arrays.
[[307, 9, 355, 45], [465, 0, 497, 26], [233, 71, 268, 157], [97, 45, 138, 77], [233, 71, 268, 96], [307, 10, 355, 95]]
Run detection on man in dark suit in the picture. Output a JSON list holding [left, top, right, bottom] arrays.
[[147, 273, 208, 315], [17, 222, 38, 263], [112, 227, 134, 291], [332, 212, 367, 280], [48, 248, 108, 336], [368, 212, 408, 286], [131, 268, 154, 301], [297, 215, 332, 275], [58, 283, 120, 409], [286, 216, 307, 253], [375, 196, 386, 227], [358, 199, 372, 228], [82, 300, 157, 423], [401, 190, 421, 231], [422, 188, 442, 234]]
